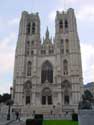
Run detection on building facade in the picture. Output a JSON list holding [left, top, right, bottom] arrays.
[[12, 8, 83, 115]]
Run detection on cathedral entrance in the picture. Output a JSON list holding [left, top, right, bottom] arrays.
[[41, 88, 52, 105]]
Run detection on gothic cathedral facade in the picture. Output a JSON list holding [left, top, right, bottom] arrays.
[[12, 8, 83, 114]]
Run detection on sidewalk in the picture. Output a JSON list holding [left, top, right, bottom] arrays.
[[0, 120, 14, 125]]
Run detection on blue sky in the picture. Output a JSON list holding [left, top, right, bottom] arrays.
[[0, 0, 94, 94]]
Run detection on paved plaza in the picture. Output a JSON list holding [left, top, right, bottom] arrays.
[[0, 113, 25, 125]]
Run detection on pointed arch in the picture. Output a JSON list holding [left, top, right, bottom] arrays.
[[26, 23, 31, 34], [25, 41, 30, 56], [41, 88, 52, 105], [61, 80, 71, 88], [63, 59, 68, 75], [27, 61, 32, 76], [24, 80, 32, 105], [59, 20, 63, 29], [65, 20, 68, 28], [61, 80, 71, 105], [65, 39, 69, 53], [24, 80, 32, 89], [32, 22, 36, 34], [41, 61, 53, 83]]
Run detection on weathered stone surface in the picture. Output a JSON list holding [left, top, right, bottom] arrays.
[[12, 8, 83, 115]]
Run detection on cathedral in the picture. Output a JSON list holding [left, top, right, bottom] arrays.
[[12, 8, 83, 115]]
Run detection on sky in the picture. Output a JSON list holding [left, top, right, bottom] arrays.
[[0, 0, 94, 94]]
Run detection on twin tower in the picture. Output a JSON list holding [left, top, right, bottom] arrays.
[[12, 8, 83, 115]]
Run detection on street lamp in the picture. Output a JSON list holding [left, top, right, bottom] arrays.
[[6, 100, 14, 120]]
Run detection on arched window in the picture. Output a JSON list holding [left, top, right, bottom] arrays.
[[63, 60, 68, 75], [25, 41, 30, 56], [26, 23, 30, 34], [41, 61, 53, 83], [42, 88, 52, 105], [61, 80, 71, 105], [26, 96, 30, 104], [64, 95, 69, 104], [59, 20, 63, 29], [66, 39, 69, 53], [32, 22, 36, 34], [65, 20, 68, 28], [27, 61, 32, 76], [24, 81, 32, 105]]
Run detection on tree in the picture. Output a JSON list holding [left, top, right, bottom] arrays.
[[84, 90, 94, 103], [0, 93, 11, 104], [0, 94, 2, 103], [78, 90, 94, 110]]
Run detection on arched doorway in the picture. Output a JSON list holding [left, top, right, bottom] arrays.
[[41, 88, 52, 105]]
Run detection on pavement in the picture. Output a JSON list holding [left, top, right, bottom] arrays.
[[0, 113, 25, 125]]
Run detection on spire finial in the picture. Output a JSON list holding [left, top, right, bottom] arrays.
[[46, 27, 49, 39]]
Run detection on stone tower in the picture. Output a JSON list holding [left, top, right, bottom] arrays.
[[12, 8, 83, 115]]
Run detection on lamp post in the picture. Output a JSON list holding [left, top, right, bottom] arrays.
[[6, 100, 14, 120]]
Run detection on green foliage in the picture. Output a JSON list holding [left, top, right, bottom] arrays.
[[34, 114, 43, 120], [26, 119, 34, 125], [43, 120, 78, 125], [26, 119, 43, 125], [84, 90, 94, 102], [6, 99, 14, 106], [78, 89, 94, 109], [0, 93, 11, 104], [72, 113, 78, 121]]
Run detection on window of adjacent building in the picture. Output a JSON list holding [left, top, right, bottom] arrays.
[[41, 61, 53, 83], [32, 22, 36, 34], [26, 41, 30, 56], [26, 23, 31, 34], [65, 39, 69, 53], [26, 96, 30, 104], [27, 61, 32, 76], [63, 60, 68, 75]]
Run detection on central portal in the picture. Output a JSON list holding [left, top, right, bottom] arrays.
[[42, 88, 52, 105]]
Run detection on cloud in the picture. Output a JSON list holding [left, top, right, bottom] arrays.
[[76, 5, 94, 21], [0, 33, 17, 94], [48, 11, 56, 22], [8, 18, 19, 26], [0, 33, 16, 74], [81, 42, 94, 84], [0, 17, 19, 34], [59, 0, 94, 5], [48, 8, 63, 22]]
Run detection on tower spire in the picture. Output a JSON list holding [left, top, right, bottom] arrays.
[[46, 27, 49, 39]]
